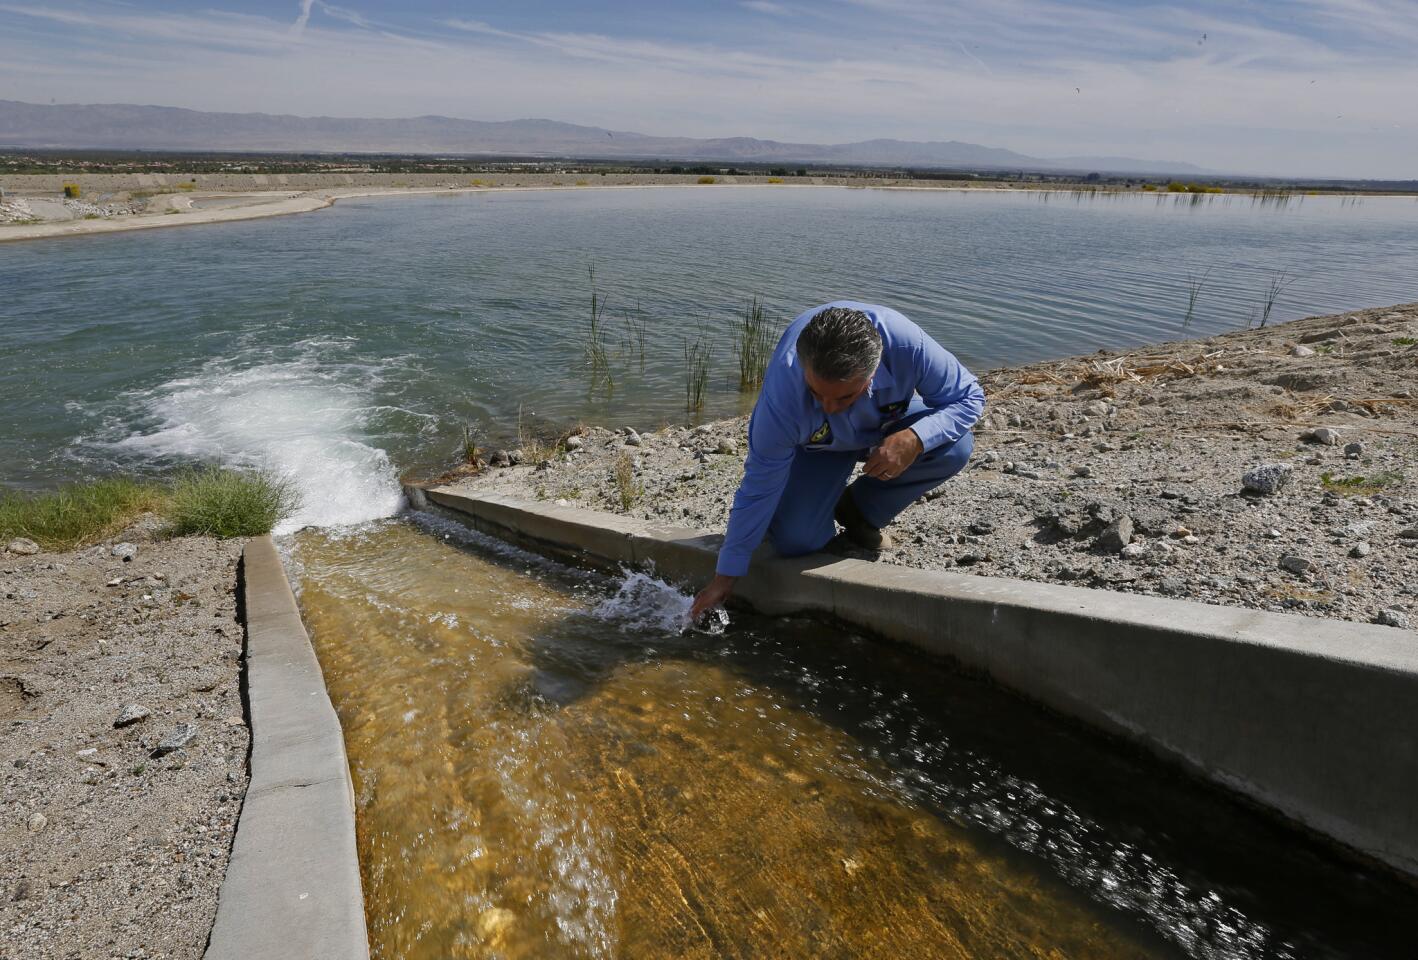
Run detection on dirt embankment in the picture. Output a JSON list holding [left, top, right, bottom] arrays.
[[449, 302, 1418, 628], [0, 518, 247, 959]]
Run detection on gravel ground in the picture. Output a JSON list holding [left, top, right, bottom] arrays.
[[0, 518, 247, 960], [449, 302, 1418, 629]]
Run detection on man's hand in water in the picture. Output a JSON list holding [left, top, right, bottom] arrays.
[[691, 574, 737, 622]]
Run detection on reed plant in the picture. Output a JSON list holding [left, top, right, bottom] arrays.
[[733, 295, 773, 391], [683, 326, 714, 415], [1258, 269, 1298, 328], [612, 452, 643, 512], [584, 268, 615, 399], [1182, 267, 1211, 330], [620, 300, 649, 372]]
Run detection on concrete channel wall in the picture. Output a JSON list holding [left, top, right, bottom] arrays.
[[410, 485, 1418, 880], [205, 536, 369, 960]]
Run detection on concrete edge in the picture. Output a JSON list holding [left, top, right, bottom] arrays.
[[204, 535, 369, 960], [413, 484, 1418, 880]]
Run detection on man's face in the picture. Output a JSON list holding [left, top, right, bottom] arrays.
[[803, 365, 871, 415]]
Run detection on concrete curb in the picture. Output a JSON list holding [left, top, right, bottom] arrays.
[[205, 536, 369, 960], [412, 485, 1418, 879]]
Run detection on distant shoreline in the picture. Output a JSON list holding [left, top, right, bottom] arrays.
[[3, 172, 1403, 244]]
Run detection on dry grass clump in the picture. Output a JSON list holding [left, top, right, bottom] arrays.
[[612, 452, 642, 512]]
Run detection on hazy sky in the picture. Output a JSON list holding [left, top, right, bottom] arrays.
[[2, 0, 1415, 178]]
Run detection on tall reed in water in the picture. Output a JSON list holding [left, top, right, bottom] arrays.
[[1258, 269, 1297, 328], [734, 296, 773, 391], [584, 268, 614, 399], [683, 327, 713, 415], [1182, 267, 1211, 331]]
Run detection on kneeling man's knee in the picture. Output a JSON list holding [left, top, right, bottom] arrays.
[[771, 528, 831, 558]]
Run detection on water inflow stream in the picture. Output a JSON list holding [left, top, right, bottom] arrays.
[[290, 515, 1415, 960]]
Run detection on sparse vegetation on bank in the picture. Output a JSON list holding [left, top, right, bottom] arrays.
[[734, 295, 773, 391], [1, 468, 297, 549]]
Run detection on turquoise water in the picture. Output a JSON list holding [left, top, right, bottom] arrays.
[[2, 186, 1415, 528]]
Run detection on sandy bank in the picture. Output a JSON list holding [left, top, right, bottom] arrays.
[[445, 302, 1418, 629], [0, 519, 246, 959], [0, 171, 1066, 244]]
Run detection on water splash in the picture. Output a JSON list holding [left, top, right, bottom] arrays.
[[592, 569, 728, 635], [113, 355, 405, 532]]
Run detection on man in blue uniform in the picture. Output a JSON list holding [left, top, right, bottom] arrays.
[[690, 301, 984, 620]]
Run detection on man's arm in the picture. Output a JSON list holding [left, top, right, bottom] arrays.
[[901, 327, 985, 451], [690, 392, 798, 620]]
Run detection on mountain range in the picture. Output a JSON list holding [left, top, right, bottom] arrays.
[[0, 100, 1208, 175]]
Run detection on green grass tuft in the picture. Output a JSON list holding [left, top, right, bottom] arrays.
[[165, 467, 299, 538], [1319, 471, 1404, 496], [0, 478, 166, 551]]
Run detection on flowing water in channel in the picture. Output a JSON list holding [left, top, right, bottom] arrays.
[[290, 515, 1416, 960]]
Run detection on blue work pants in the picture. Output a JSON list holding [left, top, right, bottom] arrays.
[[767, 421, 974, 557]]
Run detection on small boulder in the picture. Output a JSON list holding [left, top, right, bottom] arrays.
[[113, 704, 150, 728], [111, 542, 138, 562], [151, 723, 197, 758], [488, 449, 512, 468], [1349, 542, 1371, 559], [1373, 608, 1411, 630], [624, 429, 642, 447], [1242, 463, 1293, 495], [564, 436, 584, 452], [1279, 554, 1315, 575], [1289, 344, 1315, 357], [1303, 427, 1341, 446], [1095, 516, 1134, 553], [1072, 465, 1092, 478], [716, 439, 739, 456], [1344, 442, 1364, 460], [27, 813, 46, 833], [5, 538, 40, 556]]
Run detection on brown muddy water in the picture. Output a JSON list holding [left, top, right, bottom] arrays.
[[288, 515, 1416, 960]]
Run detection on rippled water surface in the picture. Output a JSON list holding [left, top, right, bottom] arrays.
[[4, 187, 1417, 529], [291, 516, 1417, 960]]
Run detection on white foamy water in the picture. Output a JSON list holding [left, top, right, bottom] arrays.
[[115, 358, 405, 533], [592, 569, 729, 635]]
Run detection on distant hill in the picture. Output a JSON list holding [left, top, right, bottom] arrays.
[[0, 100, 1210, 175]]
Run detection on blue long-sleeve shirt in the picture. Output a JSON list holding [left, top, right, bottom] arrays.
[[716, 300, 985, 577]]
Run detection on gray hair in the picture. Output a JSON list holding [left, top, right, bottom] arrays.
[[796, 307, 883, 382]]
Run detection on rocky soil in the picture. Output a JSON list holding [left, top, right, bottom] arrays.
[[0, 518, 247, 960], [449, 302, 1418, 629]]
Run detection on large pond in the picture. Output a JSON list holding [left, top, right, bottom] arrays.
[[3, 186, 1416, 530], [291, 514, 1415, 960]]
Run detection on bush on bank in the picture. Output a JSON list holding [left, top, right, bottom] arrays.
[[0, 468, 299, 550]]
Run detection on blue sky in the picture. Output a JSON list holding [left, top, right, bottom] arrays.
[[2, 1, 1415, 178]]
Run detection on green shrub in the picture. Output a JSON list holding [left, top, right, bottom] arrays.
[[165, 467, 299, 538], [1166, 181, 1187, 192], [697, 176, 717, 185], [0, 478, 165, 551]]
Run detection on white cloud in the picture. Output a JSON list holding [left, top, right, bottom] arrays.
[[0, 0, 1413, 178]]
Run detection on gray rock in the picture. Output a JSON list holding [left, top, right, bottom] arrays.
[[488, 449, 512, 468], [111, 542, 138, 561], [1289, 344, 1315, 357], [1095, 516, 1134, 553], [1279, 554, 1315, 575], [151, 723, 197, 758], [114, 704, 150, 728], [1299, 328, 1346, 344], [1344, 441, 1364, 460], [1120, 541, 1147, 560], [1373, 608, 1411, 630], [693, 424, 713, 436], [623, 429, 642, 446], [968, 520, 995, 535], [5, 537, 40, 556], [1350, 542, 1372, 558], [507, 448, 525, 465], [716, 439, 739, 456], [1303, 426, 1342, 446], [563, 436, 584, 451], [1072, 465, 1093, 478], [1242, 463, 1293, 495], [1399, 528, 1418, 540], [27, 812, 46, 833]]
